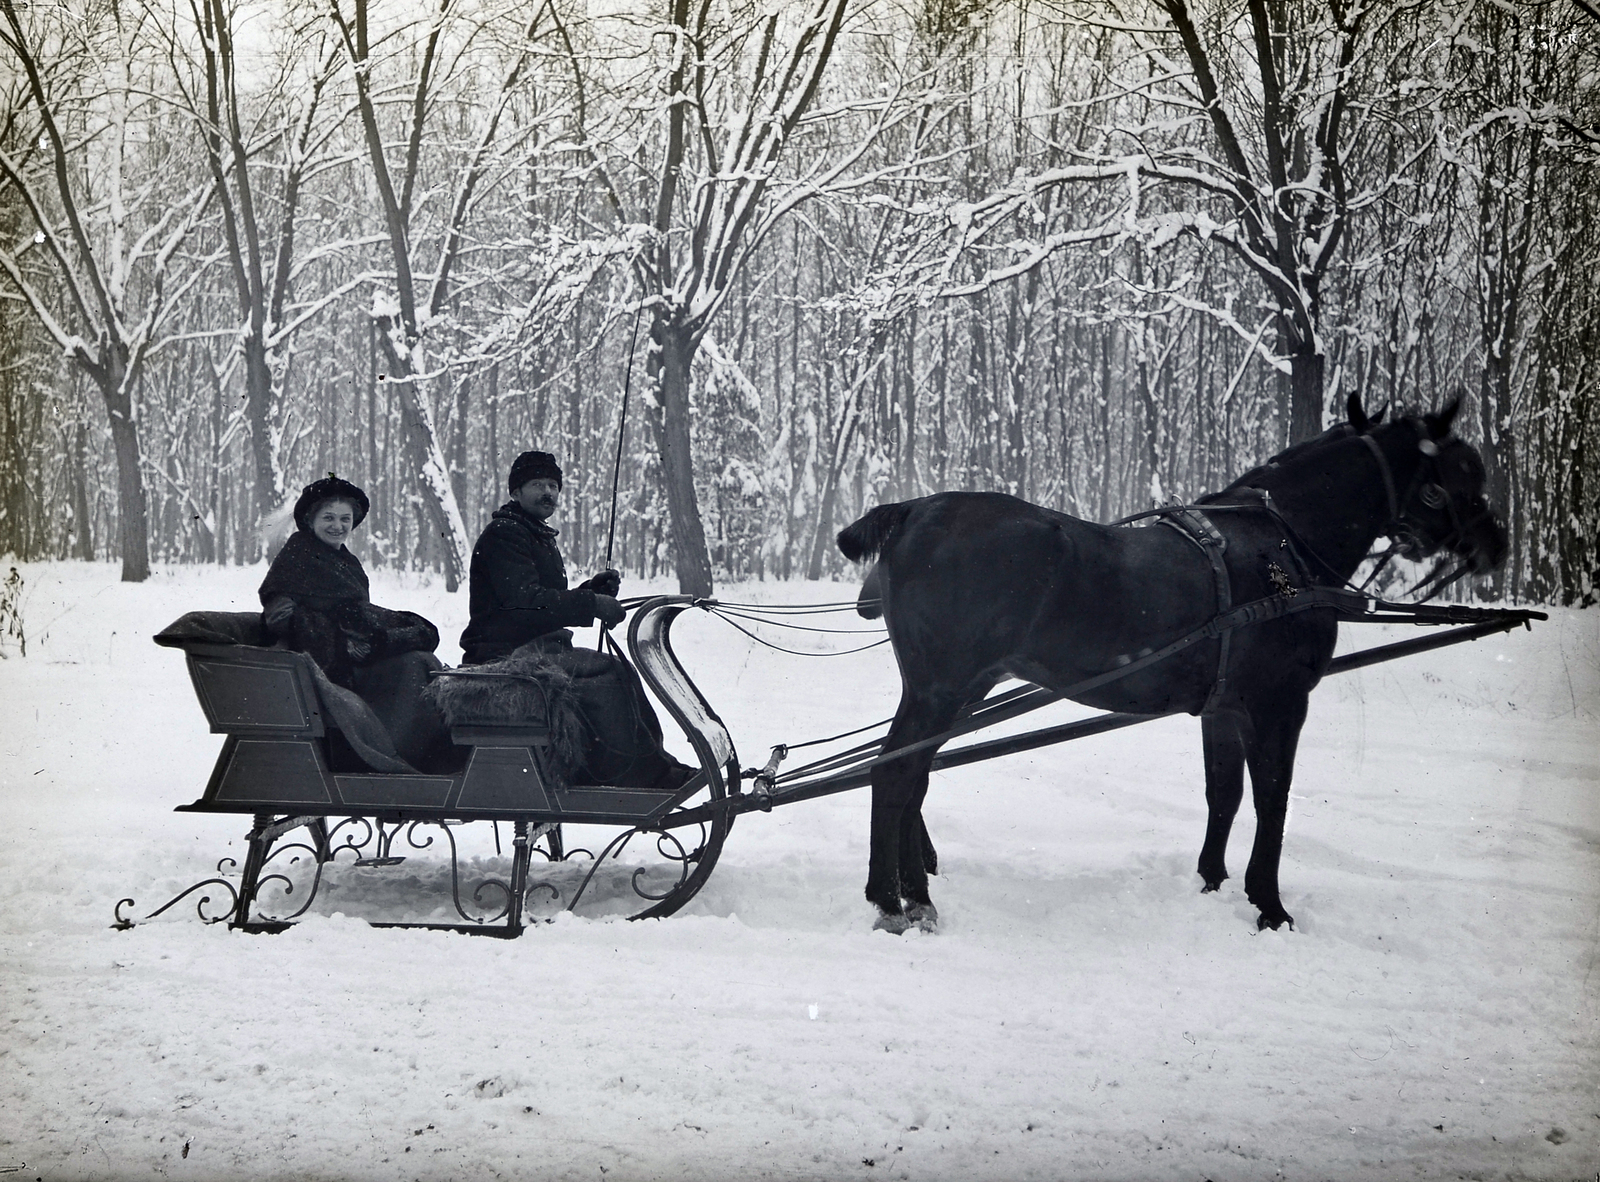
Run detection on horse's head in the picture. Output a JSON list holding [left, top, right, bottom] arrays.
[[1380, 398, 1508, 576]]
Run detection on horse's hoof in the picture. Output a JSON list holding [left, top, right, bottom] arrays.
[[873, 912, 912, 935], [1256, 911, 1295, 932], [1200, 880, 1223, 894], [905, 903, 939, 933]]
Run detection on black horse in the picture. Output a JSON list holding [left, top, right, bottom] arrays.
[[836, 395, 1507, 933]]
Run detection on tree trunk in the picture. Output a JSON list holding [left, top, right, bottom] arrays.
[[485, 361, 499, 533], [103, 379, 150, 582], [1478, 362, 1517, 600], [241, 337, 283, 525], [901, 307, 918, 499], [448, 365, 470, 531], [1098, 326, 1115, 520], [1287, 336, 1325, 445], [70, 421, 94, 560], [371, 327, 470, 591], [649, 321, 714, 596]]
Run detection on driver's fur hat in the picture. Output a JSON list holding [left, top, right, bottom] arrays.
[[509, 450, 562, 493]]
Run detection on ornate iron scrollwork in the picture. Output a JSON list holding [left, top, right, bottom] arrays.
[[252, 815, 373, 922], [113, 877, 241, 929], [115, 813, 696, 932], [527, 815, 709, 916]]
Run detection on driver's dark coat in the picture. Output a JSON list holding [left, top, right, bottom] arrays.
[[460, 501, 598, 663]]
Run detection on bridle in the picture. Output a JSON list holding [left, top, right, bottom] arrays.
[[1357, 423, 1495, 596], [1118, 415, 1498, 603]]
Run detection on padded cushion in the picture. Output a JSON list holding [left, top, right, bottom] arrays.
[[154, 611, 270, 649]]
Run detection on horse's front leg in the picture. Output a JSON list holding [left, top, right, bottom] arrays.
[[866, 694, 956, 933], [1197, 711, 1248, 892], [1242, 695, 1310, 931], [915, 814, 938, 876]]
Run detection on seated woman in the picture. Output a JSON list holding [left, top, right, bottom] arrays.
[[260, 475, 452, 770]]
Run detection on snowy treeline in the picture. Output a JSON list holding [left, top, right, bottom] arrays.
[[1, 0, 1596, 601]]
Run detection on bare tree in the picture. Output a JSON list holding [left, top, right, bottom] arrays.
[[165, 0, 347, 540], [862, 2, 1383, 445], [560, 0, 934, 594], [0, 0, 214, 580], [327, 0, 548, 589], [1436, 1, 1597, 598]]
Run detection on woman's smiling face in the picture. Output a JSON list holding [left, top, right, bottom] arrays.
[[310, 499, 357, 548]]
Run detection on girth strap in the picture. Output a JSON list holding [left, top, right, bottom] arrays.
[[1158, 506, 1233, 714]]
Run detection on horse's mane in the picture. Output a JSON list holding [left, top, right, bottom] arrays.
[[1199, 422, 1361, 502], [1196, 400, 1447, 503]]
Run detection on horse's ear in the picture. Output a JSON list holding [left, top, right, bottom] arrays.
[[1348, 393, 1371, 432], [1428, 394, 1463, 440], [1347, 393, 1386, 432]]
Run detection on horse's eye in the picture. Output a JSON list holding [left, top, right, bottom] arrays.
[[1419, 483, 1447, 509]]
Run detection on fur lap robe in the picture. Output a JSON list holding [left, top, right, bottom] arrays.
[[422, 631, 686, 790], [259, 532, 439, 688]]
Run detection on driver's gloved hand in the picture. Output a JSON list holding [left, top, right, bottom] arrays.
[[594, 594, 627, 629]]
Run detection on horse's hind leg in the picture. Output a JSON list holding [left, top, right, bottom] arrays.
[[1197, 712, 1248, 892], [895, 779, 940, 931]]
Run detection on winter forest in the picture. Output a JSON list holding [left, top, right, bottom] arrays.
[[1, 0, 1597, 603]]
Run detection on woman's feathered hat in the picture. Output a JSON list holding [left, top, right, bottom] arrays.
[[293, 474, 370, 532]]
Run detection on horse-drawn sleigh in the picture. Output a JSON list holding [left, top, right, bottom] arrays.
[[117, 397, 1545, 937]]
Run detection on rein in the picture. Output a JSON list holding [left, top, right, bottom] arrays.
[[741, 584, 1541, 797], [701, 604, 893, 657]]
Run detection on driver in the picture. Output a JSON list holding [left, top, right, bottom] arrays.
[[456, 450, 697, 793], [459, 450, 624, 662]]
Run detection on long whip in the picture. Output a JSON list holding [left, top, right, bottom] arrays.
[[598, 300, 644, 651], [604, 299, 644, 567]]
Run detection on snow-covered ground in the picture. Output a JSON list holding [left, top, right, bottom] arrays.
[[1, 560, 1596, 1182]]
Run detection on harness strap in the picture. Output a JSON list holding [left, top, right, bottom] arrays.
[[845, 583, 1371, 778], [1360, 433, 1400, 525], [1158, 507, 1233, 715]]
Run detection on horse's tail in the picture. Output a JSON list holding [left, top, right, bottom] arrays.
[[836, 502, 912, 564], [839, 503, 912, 621]]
